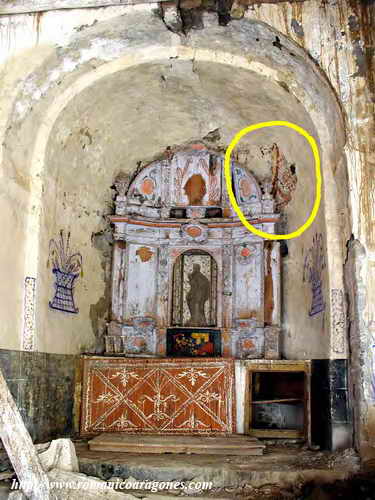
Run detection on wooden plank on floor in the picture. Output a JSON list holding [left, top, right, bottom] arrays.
[[88, 433, 265, 455]]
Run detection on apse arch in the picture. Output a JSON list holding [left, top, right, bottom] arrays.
[[27, 46, 342, 250], [6, 12, 347, 355]]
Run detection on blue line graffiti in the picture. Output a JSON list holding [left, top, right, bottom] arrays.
[[303, 233, 326, 316]]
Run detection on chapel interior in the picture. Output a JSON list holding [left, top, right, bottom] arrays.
[[0, 1, 374, 499]]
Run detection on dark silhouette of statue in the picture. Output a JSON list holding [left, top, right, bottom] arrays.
[[186, 264, 210, 326]]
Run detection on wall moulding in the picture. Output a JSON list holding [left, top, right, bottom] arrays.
[[0, 0, 307, 14], [330, 288, 346, 355], [22, 277, 37, 352], [0, 0, 166, 15]]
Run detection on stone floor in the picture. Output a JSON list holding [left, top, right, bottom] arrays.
[[75, 441, 362, 498], [0, 441, 371, 499]]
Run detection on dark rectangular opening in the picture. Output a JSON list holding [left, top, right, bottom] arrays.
[[251, 371, 305, 431], [205, 207, 222, 218], [170, 208, 187, 218]]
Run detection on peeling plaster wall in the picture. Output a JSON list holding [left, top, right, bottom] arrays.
[[0, 0, 373, 446]]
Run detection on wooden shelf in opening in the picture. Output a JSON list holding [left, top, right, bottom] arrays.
[[249, 429, 305, 439], [251, 398, 303, 404]]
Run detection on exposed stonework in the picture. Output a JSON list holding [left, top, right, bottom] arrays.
[[0, 368, 51, 499], [344, 237, 368, 450], [331, 289, 347, 355], [0, 349, 77, 443]]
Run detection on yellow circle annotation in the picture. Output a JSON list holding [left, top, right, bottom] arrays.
[[224, 121, 321, 241]]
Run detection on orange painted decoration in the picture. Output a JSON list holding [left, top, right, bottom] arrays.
[[81, 357, 236, 435]]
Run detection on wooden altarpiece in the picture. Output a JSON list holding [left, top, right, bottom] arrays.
[[105, 146, 281, 360], [80, 146, 285, 437]]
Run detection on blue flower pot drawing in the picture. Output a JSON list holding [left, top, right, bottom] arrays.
[[49, 268, 79, 314], [48, 230, 83, 314]]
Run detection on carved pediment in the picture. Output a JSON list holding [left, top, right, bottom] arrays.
[[114, 148, 275, 221]]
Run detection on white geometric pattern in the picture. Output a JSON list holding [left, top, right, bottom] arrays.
[[22, 277, 36, 351], [81, 358, 235, 435]]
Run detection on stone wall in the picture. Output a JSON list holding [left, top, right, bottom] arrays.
[[0, 349, 77, 444]]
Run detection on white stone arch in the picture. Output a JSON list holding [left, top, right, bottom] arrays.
[[15, 14, 346, 355]]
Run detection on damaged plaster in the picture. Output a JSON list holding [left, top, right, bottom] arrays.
[[90, 228, 113, 353]]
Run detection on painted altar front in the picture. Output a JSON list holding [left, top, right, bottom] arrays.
[[81, 357, 236, 435], [81, 146, 283, 436]]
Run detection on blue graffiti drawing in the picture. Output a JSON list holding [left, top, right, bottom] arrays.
[[48, 230, 83, 313], [303, 233, 326, 316]]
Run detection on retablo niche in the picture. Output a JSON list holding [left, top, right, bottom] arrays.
[[106, 146, 282, 360]]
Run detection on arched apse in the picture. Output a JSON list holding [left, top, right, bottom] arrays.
[[1, 11, 347, 356]]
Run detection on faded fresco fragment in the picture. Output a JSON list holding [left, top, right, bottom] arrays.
[[303, 233, 326, 317]]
